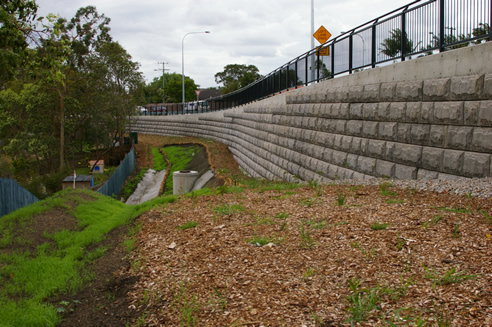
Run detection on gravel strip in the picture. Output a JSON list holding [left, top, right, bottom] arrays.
[[333, 177, 492, 198]]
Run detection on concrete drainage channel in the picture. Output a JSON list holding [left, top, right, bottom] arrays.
[[126, 168, 215, 205]]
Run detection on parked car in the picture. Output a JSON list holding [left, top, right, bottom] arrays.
[[151, 106, 167, 115]]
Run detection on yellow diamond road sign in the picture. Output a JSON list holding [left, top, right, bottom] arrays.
[[313, 25, 332, 44]]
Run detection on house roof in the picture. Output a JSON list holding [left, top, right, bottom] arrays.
[[89, 160, 104, 165], [63, 175, 94, 183]]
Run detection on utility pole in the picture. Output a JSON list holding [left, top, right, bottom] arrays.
[[311, 0, 315, 83], [155, 62, 169, 105]]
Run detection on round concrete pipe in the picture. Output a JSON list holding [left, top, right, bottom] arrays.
[[173, 170, 199, 195]]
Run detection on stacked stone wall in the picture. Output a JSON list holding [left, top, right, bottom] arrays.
[[131, 44, 492, 182]]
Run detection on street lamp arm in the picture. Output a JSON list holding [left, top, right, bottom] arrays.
[[182, 31, 211, 112]]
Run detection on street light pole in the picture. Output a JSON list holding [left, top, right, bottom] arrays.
[[182, 31, 210, 113]]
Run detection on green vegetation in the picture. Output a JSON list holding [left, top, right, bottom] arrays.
[[379, 182, 398, 197], [0, 189, 163, 326], [438, 206, 472, 214], [247, 235, 279, 247], [176, 221, 199, 230], [212, 203, 246, 215], [423, 265, 477, 287], [122, 168, 149, 200], [336, 190, 347, 206], [370, 222, 390, 230], [151, 148, 167, 171]]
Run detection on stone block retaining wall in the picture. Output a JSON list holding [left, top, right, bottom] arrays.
[[131, 43, 492, 182]]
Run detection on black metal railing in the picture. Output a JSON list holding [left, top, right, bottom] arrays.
[[143, 0, 490, 114]]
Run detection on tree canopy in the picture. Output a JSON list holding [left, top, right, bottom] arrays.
[[0, 1, 144, 196], [144, 73, 198, 104], [214, 64, 262, 94]]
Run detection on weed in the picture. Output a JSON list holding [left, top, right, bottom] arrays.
[[255, 216, 277, 225], [212, 203, 246, 215], [370, 222, 390, 230], [432, 215, 443, 225], [208, 287, 227, 312], [275, 212, 289, 219], [379, 182, 397, 196], [423, 265, 477, 287], [247, 235, 277, 247], [481, 210, 492, 224], [335, 221, 349, 226], [336, 190, 347, 206], [386, 198, 404, 204], [176, 221, 199, 230], [350, 241, 376, 260], [433, 301, 453, 327], [345, 278, 381, 323], [453, 222, 460, 238], [173, 282, 200, 327], [123, 239, 136, 253], [299, 225, 316, 248], [396, 234, 405, 251], [303, 266, 317, 281], [299, 197, 317, 207], [303, 219, 327, 230]]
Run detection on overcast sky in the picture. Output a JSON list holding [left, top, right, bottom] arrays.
[[35, 0, 414, 88]]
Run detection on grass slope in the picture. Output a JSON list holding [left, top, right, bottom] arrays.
[[0, 189, 176, 326]]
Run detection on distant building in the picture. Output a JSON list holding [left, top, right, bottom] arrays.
[[62, 175, 94, 190], [89, 160, 104, 173]]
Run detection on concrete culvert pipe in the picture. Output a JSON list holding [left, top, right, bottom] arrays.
[[173, 170, 199, 195]]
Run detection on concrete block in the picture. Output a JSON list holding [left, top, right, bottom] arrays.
[[389, 102, 406, 122], [367, 139, 386, 158], [464, 101, 480, 126], [394, 164, 418, 180], [380, 82, 396, 101], [346, 153, 359, 170], [339, 104, 351, 119], [341, 136, 353, 152], [429, 125, 446, 147], [393, 143, 422, 166], [357, 156, 376, 175], [379, 122, 398, 141], [351, 137, 363, 153], [423, 78, 450, 101], [397, 123, 412, 143], [396, 80, 423, 101], [359, 139, 369, 156], [322, 148, 333, 162], [349, 103, 364, 119], [447, 126, 473, 150], [433, 102, 464, 125], [331, 151, 347, 166], [377, 102, 391, 120], [348, 85, 364, 102], [463, 152, 491, 177], [479, 100, 492, 126], [375, 160, 395, 178], [417, 169, 439, 180], [472, 127, 492, 152], [406, 102, 421, 123], [335, 120, 347, 134], [484, 74, 492, 99], [450, 74, 484, 100], [363, 84, 380, 102], [442, 149, 464, 175], [362, 121, 379, 138], [346, 120, 363, 136], [421, 102, 434, 122], [363, 103, 378, 120], [319, 103, 332, 117], [422, 147, 443, 170], [411, 124, 430, 145], [385, 142, 395, 161]]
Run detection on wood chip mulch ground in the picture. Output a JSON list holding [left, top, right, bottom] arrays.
[[119, 180, 492, 326]]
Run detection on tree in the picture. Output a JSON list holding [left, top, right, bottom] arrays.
[[214, 64, 262, 94], [0, 0, 39, 88], [144, 73, 197, 103], [379, 28, 416, 58]]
